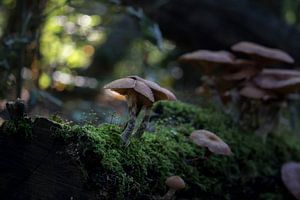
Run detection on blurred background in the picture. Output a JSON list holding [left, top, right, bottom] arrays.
[[1, 0, 300, 134]]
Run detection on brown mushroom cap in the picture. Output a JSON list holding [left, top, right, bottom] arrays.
[[128, 75, 177, 101], [281, 162, 300, 200], [190, 130, 232, 155], [103, 77, 155, 104], [178, 50, 235, 71], [165, 176, 186, 190], [239, 84, 276, 100], [220, 59, 261, 81], [231, 41, 294, 64], [260, 69, 300, 79], [225, 59, 256, 68], [254, 70, 300, 94], [222, 67, 261, 81]]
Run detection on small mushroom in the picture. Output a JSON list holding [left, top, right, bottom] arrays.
[[104, 76, 176, 145], [239, 84, 276, 101], [163, 176, 186, 200], [190, 130, 232, 156], [231, 41, 294, 65], [281, 162, 300, 200]]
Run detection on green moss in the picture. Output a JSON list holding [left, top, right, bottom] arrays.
[[52, 101, 299, 199], [2, 101, 300, 199], [1, 118, 33, 139]]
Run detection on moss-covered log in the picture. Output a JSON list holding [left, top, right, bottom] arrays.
[[0, 101, 300, 199]]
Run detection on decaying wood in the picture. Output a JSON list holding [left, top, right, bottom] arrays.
[[0, 118, 96, 200]]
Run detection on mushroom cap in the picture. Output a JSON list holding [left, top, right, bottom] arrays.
[[103, 77, 154, 103], [239, 84, 276, 100], [178, 50, 235, 67], [225, 59, 256, 68], [165, 176, 186, 190], [128, 75, 177, 101], [222, 67, 261, 81], [231, 41, 294, 64], [260, 69, 300, 79], [281, 162, 300, 200], [103, 77, 135, 92], [190, 130, 232, 155], [254, 72, 300, 94]]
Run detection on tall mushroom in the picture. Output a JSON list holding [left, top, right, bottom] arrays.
[[163, 175, 186, 200], [281, 162, 300, 200], [190, 130, 232, 157], [103, 76, 176, 145]]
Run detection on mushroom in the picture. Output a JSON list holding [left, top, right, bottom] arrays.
[[163, 175, 186, 200], [253, 69, 300, 94], [178, 50, 235, 74], [231, 41, 294, 65], [103, 77, 154, 145], [190, 130, 232, 157], [128, 76, 176, 139], [239, 84, 276, 101], [281, 162, 300, 200], [103, 76, 176, 145], [261, 69, 300, 78], [220, 59, 261, 81]]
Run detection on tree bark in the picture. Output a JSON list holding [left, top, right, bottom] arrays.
[[0, 118, 96, 200]]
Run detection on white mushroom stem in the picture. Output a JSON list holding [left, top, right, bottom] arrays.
[[162, 188, 177, 200], [134, 106, 151, 138], [121, 95, 137, 146]]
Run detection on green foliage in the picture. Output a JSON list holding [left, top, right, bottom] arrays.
[[51, 101, 300, 199]]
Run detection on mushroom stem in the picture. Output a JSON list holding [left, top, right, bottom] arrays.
[[162, 188, 176, 200], [120, 96, 137, 146], [203, 148, 212, 160], [134, 106, 151, 139]]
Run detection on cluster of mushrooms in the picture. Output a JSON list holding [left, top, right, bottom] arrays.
[[179, 41, 300, 134]]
